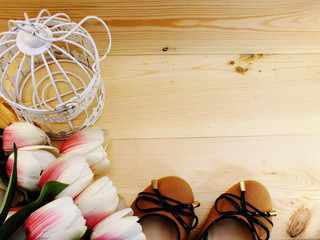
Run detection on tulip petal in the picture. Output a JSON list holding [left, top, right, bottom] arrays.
[[74, 176, 111, 202], [39, 154, 93, 198], [74, 177, 119, 228], [91, 209, 146, 240], [91, 217, 143, 240], [7, 151, 40, 191], [93, 208, 133, 230], [85, 146, 107, 165], [7, 148, 56, 191], [57, 173, 93, 198], [39, 154, 88, 187], [20, 145, 60, 158], [3, 122, 50, 152], [60, 128, 110, 154], [79, 194, 119, 228], [46, 226, 87, 240], [91, 159, 110, 177], [26, 197, 86, 240]]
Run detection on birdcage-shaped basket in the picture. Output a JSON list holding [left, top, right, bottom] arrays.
[[0, 9, 111, 139]]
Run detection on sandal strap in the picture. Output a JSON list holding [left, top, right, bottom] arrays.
[[214, 188, 273, 240], [135, 187, 199, 230]]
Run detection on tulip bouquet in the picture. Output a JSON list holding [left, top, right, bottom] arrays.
[[0, 122, 146, 240]]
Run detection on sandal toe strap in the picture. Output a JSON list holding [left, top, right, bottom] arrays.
[[135, 187, 199, 230], [214, 181, 276, 240]]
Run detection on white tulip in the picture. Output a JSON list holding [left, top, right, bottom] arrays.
[[25, 197, 87, 240], [6, 146, 59, 191], [38, 154, 93, 198], [2, 122, 50, 153], [74, 176, 119, 229], [60, 128, 110, 176], [90, 208, 146, 240]]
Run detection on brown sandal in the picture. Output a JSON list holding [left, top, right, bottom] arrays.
[[131, 176, 200, 240], [197, 180, 277, 240]]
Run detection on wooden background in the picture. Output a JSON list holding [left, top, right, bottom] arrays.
[[1, 1, 320, 239]]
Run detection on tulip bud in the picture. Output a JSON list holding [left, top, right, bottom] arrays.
[[25, 197, 87, 240], [6, 146, 59, 191], [74, 176, 119, 229], [38, 154, 94, 198], [91, 208, 146, 240], [60, 128, 110, 176], [3, 122, 51, 152]]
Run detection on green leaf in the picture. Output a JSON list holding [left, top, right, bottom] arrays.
[[36, 181, 69, 203], [0, 143, 17, 227], [0, 181, 68, 240]]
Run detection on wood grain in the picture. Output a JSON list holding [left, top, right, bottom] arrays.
[[1, 1, 320, 239], [1, 0, 320, 54], [94, 54, 320, 139], [3, 53, 320, 138], [107, 136, 320, 239]]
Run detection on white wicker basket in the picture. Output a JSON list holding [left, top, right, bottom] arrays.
[[0, 9, 111, 139]]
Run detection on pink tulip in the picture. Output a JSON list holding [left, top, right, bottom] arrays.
[[6, 146, 59, 191], [74, 176, 119, 229], [38, 154, 93, 198], [3, 122, 50, 152], [60, 128, 110, 176], [90, 208, 146, 240], [25, 197, 87, 240]]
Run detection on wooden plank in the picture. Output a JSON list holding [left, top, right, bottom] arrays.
[[3, 54, 320, 138], [107, 135, 320, 239], [92, 54, 320, 139], [1, 1, 320, 54]]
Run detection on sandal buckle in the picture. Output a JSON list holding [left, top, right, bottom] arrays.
[[269, 210, 277, 216], [240, 181, 246, 192], [192, 201, 200, 208], [151, 179, 159, 189]]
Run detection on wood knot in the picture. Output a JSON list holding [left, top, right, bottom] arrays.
[[288, 208, 311, 238], [235, 66, 248, 74]]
